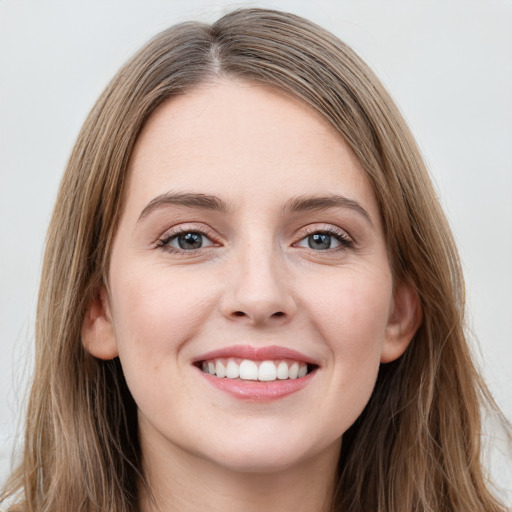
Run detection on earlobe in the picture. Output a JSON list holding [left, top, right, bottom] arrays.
[[81, 286, 119, 360], [381, 282, 422, 363]]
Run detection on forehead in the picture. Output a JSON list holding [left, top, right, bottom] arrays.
[[125, 79, 380, 221]]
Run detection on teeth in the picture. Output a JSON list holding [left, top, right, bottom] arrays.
[[225, 359, 240, 379], [200, 358, 311, 381], [239, 360, 259, 380], [277, 361, 289, 380], [289, 362, 299, 379], [258, 360, 277, 381], [298, 364, 307, 378], [215, 360, 226, 378]]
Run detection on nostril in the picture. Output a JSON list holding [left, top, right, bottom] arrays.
[[232, 310, 285, 319]]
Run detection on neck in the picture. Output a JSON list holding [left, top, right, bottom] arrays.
[[138, 433, 340, 512]]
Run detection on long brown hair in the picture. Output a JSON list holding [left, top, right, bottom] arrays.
[[1, 8, 509, 511]]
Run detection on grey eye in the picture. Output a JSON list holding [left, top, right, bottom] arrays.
[[176, 232, 204, 250], [308, 233, 332, 250], [162, 231, 215, 251], [295, 229, 353, 251]]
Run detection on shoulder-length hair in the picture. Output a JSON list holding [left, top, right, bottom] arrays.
[[2, 8, 509, 512]]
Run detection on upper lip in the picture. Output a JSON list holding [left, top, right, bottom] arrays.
[[193, 345, 319, 365]]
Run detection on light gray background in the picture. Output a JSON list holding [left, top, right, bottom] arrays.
[[1, 0, 511, 499]]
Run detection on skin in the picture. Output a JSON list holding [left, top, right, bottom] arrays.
[[83, 80, 420, 512]]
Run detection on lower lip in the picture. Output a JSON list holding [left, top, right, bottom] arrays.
[[198, 368, 316, 401]]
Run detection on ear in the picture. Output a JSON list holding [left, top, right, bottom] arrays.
[[381, 282, 422, 363], [81, 286, 119, 360]]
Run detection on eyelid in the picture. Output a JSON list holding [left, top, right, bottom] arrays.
[[155, 224, 221, 254], [156, 223, 216, 242], [298, 223, 353, 240], [293, 224, 355, 250]]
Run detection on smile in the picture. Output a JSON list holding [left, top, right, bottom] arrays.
[[200, 358, 312, 381], [194, 345, 319, 400]]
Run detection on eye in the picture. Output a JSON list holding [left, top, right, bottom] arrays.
[[157, 230, 216, 253], [295, 230, 353, 251]]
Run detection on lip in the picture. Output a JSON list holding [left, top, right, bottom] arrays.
[[197, 369, 316, 401], [193, 345, 319, 401], [192, 344, 319, 365]]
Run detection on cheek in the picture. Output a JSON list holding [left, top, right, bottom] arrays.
[[107, 268, 216, 424], [305, 267, 392, 397], [307, 266, 392, 346], [109, 266, 213, 373]]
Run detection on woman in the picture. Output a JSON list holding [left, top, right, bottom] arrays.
[[1, 8, 509, 512]]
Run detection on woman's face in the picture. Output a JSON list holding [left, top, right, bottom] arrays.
[[85, 80, 416, 474]]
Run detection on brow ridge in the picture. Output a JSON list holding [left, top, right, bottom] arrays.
[[138, 191, 372, 225], [282, 194, 373, 225], [138, 191, 231, 221]]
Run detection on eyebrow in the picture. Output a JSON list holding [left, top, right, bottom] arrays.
[[138, 191, 372, 226], [138, 191, 231, 221], [282, 194, 373, 225]]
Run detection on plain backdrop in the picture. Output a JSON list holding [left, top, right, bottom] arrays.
[[1, 0, 511, 499]]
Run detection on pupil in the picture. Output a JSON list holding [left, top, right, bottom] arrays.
[[178, 232, 202, 250], [308, 233, 331, 250]]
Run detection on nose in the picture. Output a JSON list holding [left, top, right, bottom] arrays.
[[219, 244, 297, 326]]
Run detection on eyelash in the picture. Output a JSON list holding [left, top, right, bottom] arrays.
[[155, 225, 354, 255], [295, 226, 354, 251], [156, 227, 218, 255]]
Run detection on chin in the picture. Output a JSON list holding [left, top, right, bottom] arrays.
[[196, 430, 340, 475], [206, 448, 310, 474]]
